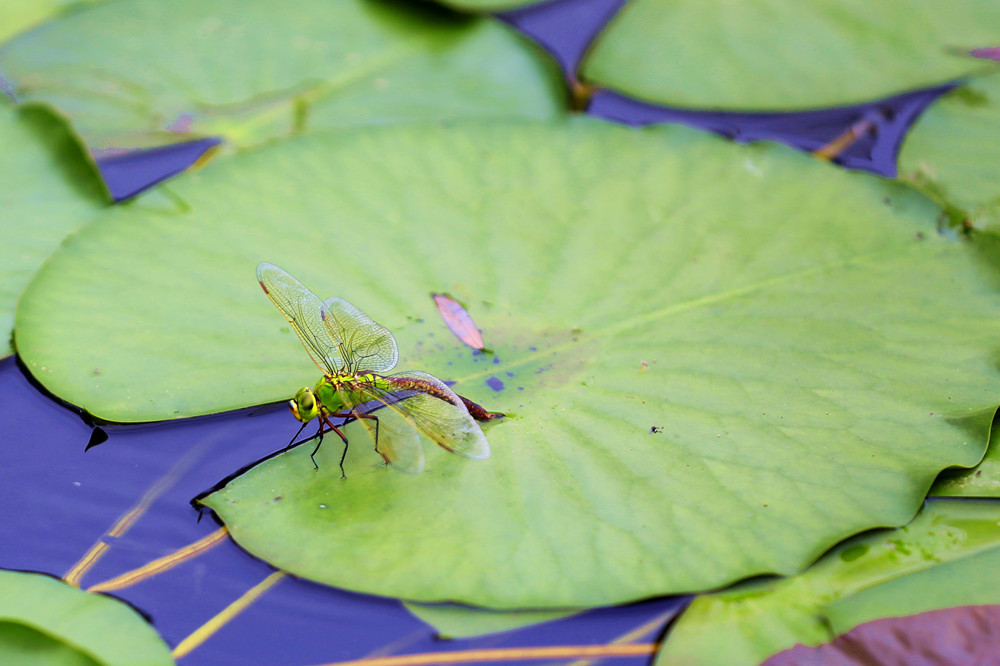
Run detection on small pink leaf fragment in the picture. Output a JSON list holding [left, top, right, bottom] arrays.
[[433, 293, 485, 351], [970, 47, 1000, 61]]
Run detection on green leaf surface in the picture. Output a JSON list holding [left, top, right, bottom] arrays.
[[0, 0, 565, 152], [0, 0, 99, 44], [823, 540, 1000, 637], [429, 0, 547, 14], [931, 414, 1000, 497], [403, 602, 579, 638], [17, 119, 1000, 607], [898, 72, 1000, 232], [654, 499, 1000, 666], [581, 0, 1000, 110], [0, 104, 108, 358], [0, 570, 174, 666]]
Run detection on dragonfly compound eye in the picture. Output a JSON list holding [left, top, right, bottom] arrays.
[[289, 387, 318, 422]]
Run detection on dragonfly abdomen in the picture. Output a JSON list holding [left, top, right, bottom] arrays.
[[379, 375, 462, 407]]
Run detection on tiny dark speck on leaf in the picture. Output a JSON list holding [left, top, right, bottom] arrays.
[[529, 346, 537, 351], [492, 356, 500, 364], [649, 426, 663, 434], [486, 376, 504, 392], [915, 231, 925, 240], [976, 470, 982, 476], [505, 371, 514, 377], [517, 387, 524, 390], [274, 496, 282, 501]]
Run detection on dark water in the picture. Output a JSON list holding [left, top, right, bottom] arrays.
[[1, 0, 954, 662]]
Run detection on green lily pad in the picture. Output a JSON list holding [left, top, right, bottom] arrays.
[[654, 499, 1000, 666], [403, 602, 579, 638], [898, 72, 1000, 232], [824, 538, 1000, 636], [766, 604, 1000, 665], [0, 0, 99, 44], [931, 414, 1000, 497], [429, 0, 547, 13], [581, 0, 1000, 110], [0, 0, 565, 152], [0, 104, 108, 358], [0, 570, 174, 666], [17, 119, 999, 606]]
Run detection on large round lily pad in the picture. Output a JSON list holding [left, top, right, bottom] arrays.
[[0, 0, 97, 44], [16, 119, 1000, 608], [0, 0, 565, 151], [0, 105, 107, 358], [581, 0, 1000, 110]]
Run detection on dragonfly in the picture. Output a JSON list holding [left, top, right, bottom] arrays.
[[257, 262, 495, 476]]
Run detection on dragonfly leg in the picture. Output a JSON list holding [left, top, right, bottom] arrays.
[[351, 412, 382, 461], [318, 415, 350, 477], [284, 421, 310, 451]]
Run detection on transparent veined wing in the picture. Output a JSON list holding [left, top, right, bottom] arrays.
[[257, 263, 344, 374], [379, 370, 491, 460], [338, 383, 425, 474], [323, 297, 398, 373]]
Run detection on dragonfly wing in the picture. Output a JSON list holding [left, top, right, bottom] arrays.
[[257, 263, 344, 374], [339, 384, 424, 474], [382, 371, 491, 460], [323, 297, 398, 373]]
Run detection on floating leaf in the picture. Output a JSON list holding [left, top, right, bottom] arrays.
[[0, 104, 107, 357], [429, 0, 548, 12], [433, 293, 487, 351], [0, 0, 98, 44], [20, 119, 999, 606], [0, 0, 565, 152], [0, 570, 174, 666], [931, 415, 1000, 497], [581, 1, 1000, 110], [897, 72, 1000, 232], [766, 604, 1000, 665], [404, 602, 579, 638], [654, 499, 1000, 666]]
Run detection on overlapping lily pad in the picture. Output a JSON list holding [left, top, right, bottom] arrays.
[[404, 602, 578, 638], [581, 0, 1000, 110], [0, 0, 566, 152], [654, 499, 1000, 666], [17, 119, 1000, 607], [430, 0, 548, 13], [898, 71, 1000, 232], [0, 0, 97, 44], [0, 104, 107, 357], [0, 570, 174, 665]]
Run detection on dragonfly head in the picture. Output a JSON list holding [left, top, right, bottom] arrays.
[[289, 387, 320, 423]]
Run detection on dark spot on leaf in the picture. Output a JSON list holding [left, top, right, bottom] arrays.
[[485, 376, 504, 392], [839, 544, 869, 562]]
